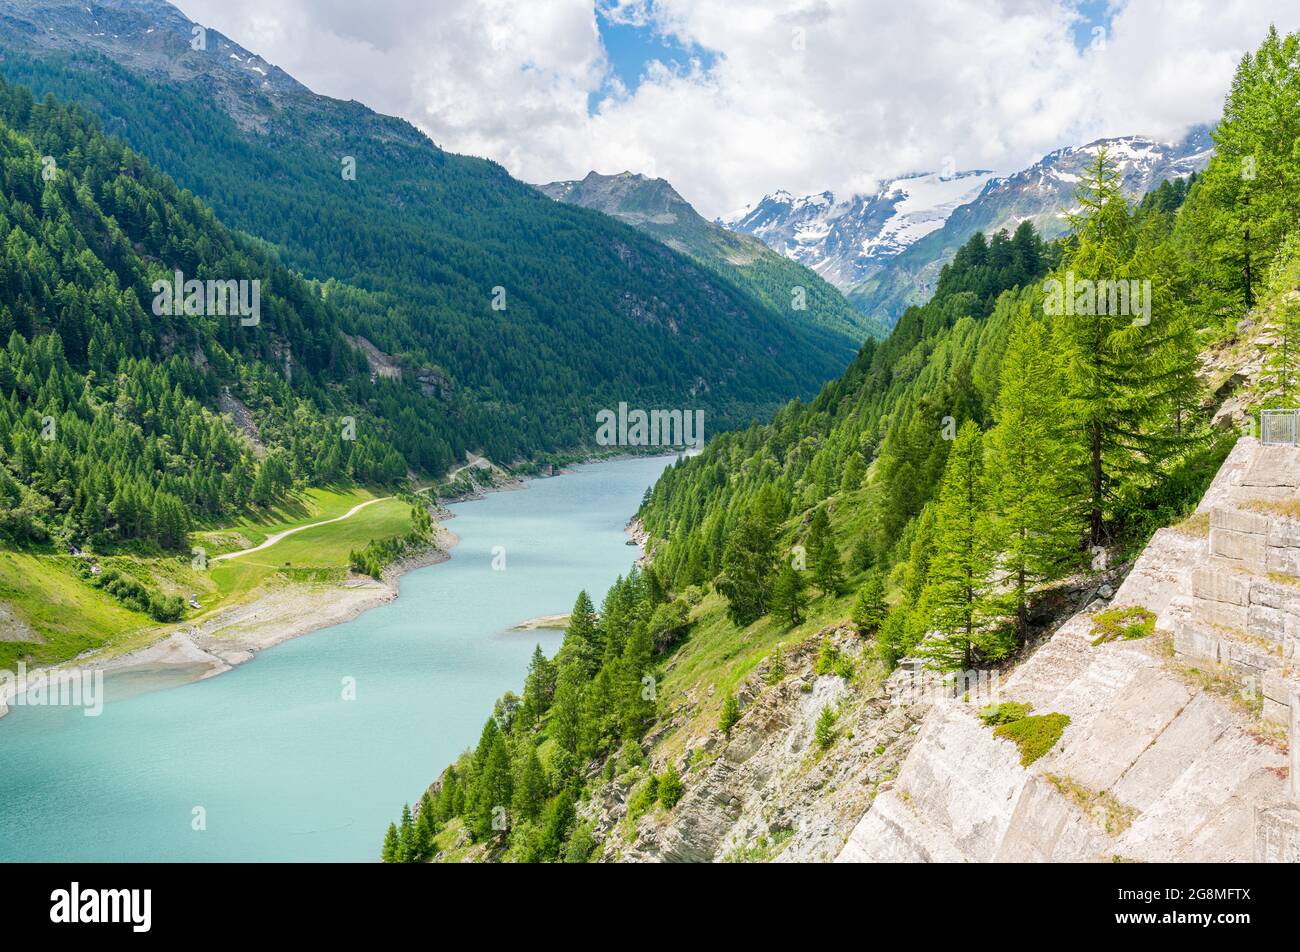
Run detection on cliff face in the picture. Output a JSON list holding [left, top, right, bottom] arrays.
[[837, 437, 1299, 863], [581, 627, 925, 863]]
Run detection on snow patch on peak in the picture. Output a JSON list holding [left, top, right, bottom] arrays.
[[724, 168, 995, 288]]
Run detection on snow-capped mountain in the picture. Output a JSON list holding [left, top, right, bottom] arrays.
[[952, 129, 1215, 242], [730, 127, 1214, 322], [846, 128, 1215, 324], [725, 170, 997, 291]]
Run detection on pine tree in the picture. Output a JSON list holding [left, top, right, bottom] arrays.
[[397, 802, 415, 862], [521, 644, 557, 723], [984, 320, 1084, 643], [806, 505, 832, 564], [435, 767, 460, 823], [918, 422, 1001, 670], [381, 822, 399, 863], [557, 591, 601, 675], [1261, 233, 1300, 405], [618, 623, 655, 738], [511, 746, 546, 823], [534, 789, 576, 862], [850, 534, 873, 572], [577, 663, 616, 759], [548, 665, 584, 755], [715, 509, 776, 626], [840, 452, 866, 492], [468, 720, 513, 839], [412, 795, 437, 862], [657, 763, 683, 808], [1053, 149, 1198, 545], [1181, 27, 1300, 315], [815, 705, 838, 749], [851, 569, 888, 635], [719, 692, 741, 736], [813, 537, 844, 596], [769, 561, 808, 627]]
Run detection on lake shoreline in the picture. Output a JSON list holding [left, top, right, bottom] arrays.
[[0, 531, 457, 721], [1, 456, 667, 720]]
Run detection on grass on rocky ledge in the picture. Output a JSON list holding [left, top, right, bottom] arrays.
[[1046, 773, 1138, 835], [1090, 605, 1157, 646], [993, 712, 1071, 767]]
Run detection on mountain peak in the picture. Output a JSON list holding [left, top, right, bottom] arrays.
[[727, 128, 1212, 297], [725, 169, 997, 290]]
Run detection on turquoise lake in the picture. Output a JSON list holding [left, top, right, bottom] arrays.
[[0, 455, 674, 861]]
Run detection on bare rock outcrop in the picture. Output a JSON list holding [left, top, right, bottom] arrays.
[[581, 627, 925, 863]]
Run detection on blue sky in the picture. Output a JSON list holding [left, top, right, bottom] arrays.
[[1071, 0, 1120, 50], [593, 6, 717, 112], [593, 1, 1117, 113], [175, 0, 1292, 218]]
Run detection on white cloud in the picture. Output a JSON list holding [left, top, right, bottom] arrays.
[[171, 0, 1300, 218]]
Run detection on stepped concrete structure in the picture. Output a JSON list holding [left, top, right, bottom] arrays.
[[837, 437, 1298, 863], [1177, 442, 1300, 725]]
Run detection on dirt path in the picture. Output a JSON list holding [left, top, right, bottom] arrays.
[[211, 497, 394, 563], [213, 455, 486, 564]]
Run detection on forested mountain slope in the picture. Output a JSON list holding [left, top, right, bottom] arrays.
[[381, 26, 1300, 863], [0, 0, 855, 456], [537, 171, 888, 340]]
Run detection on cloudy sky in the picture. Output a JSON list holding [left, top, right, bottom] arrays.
[[169, 0, 1299, 218]]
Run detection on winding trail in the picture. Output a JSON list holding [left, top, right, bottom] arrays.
[[210, 456, 489, 564], [211, 497, 394, 563]]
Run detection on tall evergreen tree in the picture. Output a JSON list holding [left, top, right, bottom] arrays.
[[412, 795, 437, 862], [381, 822, 399, 863], [1261, 233, 1300, 406], [851, 569, 888, 636], [1180, 27, 1300, 315], [918, 422, 1002, 670], [984, 320, 1084, 643], [715, 509, 777, 626], [397, 802, 415, 862], [510, 747, 546, 824], [522, 644, 557, 723], [557, 591, 600, 675], [1053, 149, 1198, 545], [769, 561, 808, 627], [813, 537, 845, 596]]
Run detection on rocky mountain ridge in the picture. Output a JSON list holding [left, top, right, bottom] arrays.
[[727, 128, 1214, 328], [725, 169, 995, 291], [536, 170, 886, 340]]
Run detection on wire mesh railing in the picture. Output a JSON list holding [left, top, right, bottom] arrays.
[[1261, 409, 1300, 445]]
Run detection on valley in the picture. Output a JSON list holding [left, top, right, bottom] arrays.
[[0, 0, 1296, 877]]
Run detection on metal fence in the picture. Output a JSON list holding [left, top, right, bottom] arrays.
[[1261, 409, 1300, 445]]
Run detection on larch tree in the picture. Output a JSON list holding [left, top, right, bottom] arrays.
[[851, 569, 888, 636], [918, 422, 1001, 670], [769, 561, 808, 627], [1052, 149, 1199, 546], [984, 320, 1084, 644]]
